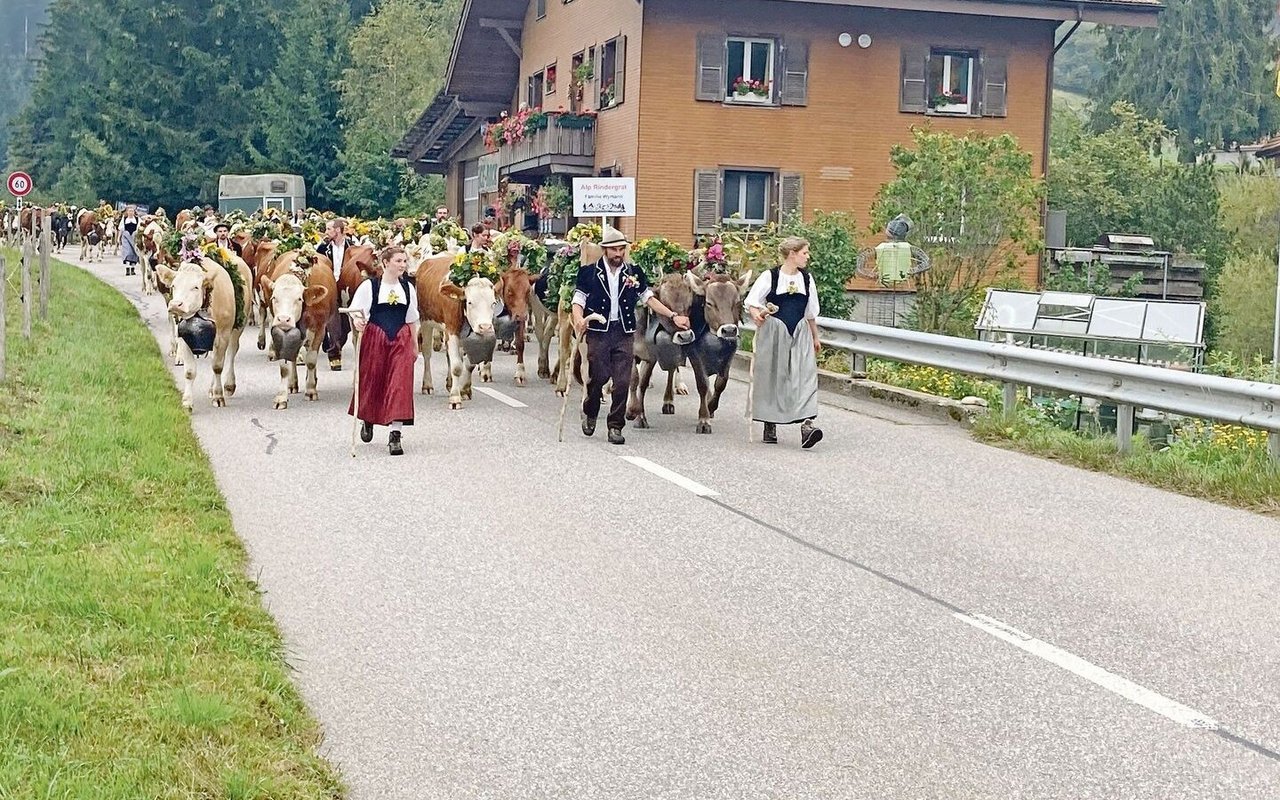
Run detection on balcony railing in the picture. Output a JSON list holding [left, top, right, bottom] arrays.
[[497, 120, 595, 177]]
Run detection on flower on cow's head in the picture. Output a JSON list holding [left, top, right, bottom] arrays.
[[179, 234, 202, 264]]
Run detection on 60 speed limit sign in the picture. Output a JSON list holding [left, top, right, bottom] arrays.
[[7, 171, 33, 198]]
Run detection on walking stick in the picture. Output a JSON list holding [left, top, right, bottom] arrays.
[[340, 307, 364, 457], [558, 313, 607, 442]]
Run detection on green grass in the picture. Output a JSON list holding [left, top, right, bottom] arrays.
[[0, 251, 344, 798], [973, 409, 1280, 517]]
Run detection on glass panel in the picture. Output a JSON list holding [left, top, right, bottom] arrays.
[[1142, 303, 1202, 344], [745, 173, 767, 221], [727, 39, 745, 87], [750, 41, 770, 83], [722, 172, 743, 219], [946, 55, 970, 97], [1088, 299, 1146, 340]]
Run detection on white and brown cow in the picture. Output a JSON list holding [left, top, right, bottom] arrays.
[[77, 210, 105, 262], [415, 256, 497, 409], [155, 257, 251, 410], [259, 251, 337, 409]]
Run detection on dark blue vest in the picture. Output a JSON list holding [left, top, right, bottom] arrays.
[[574, 257, 650, 334]]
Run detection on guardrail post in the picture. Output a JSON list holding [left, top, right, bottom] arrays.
[[0, 253, 6, 384], [39, 209, 50, 320], [1001, 382, 1018, 420], [1269, 433, 1280, 463], [851, 352, 866, 377], [1117, 404, 1135, 454]]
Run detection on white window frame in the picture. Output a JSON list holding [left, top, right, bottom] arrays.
[[463, 162, 480, 227], [930, 50, 975, 115], [726, 36, 775, 104], [264, 197, 286, 211], [721, 169, 772, 226]]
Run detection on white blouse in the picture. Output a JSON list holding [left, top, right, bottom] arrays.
[[744, 270, 820, 320], [350, 277, 420, 325]]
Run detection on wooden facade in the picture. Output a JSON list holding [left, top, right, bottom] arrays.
[[403, 0, 1159, 284]]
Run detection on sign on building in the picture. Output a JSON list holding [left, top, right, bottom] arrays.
[[478, 154, 500, 195], [573, 177, 635, 217]]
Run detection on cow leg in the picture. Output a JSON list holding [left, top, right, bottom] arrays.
[[305, 340, 320, 401], [675, 366, 690, 396], [420, 325, 436, 395], [170, 318, 183, 366], [325, 307, 346, 370], [479, 360, 492, 383], [224, 327, 242, 398], [662, 370, 677, 415], [209, 337, 228, 407], [693, 365, 713, 434], [707, 369, 730, 418], [554, 315, 574, 396], [513, 319, 527, 386], [536, 314, 554, 380], [462, 358, 477, 401], [177, 339, 197, 412], [446, 333, 465, 408], [628, 360, 656, 429], [274, 359, 291, 409], [257, 302, 269, 351]]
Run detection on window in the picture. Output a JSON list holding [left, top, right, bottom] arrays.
[[463, 160, 480, 226], [536, 0, 546, 18], [928, 49, 974, 114], [722, 170, 771, 225], [899, 46, 1007, 117], [599, 36, 625, 109], [527, 71, 544, 108], [726, 37, 774, 103], [545, 61, 557, 95]]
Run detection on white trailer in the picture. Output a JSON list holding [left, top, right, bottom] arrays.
[[218, 173, 307, 214]]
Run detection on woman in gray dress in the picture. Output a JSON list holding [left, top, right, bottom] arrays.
[[119, 205, 141, 276], [745, 236, 823, 448]]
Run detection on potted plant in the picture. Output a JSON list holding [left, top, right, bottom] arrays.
[[929, 91, 968, 112], [731, 76, 771, 100]]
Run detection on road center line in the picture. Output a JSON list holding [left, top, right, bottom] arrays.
[[620, 456, 719, 497], [475, 387, 528, 408], [954, 612, 1220, 730]]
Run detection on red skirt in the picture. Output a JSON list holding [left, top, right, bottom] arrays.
[[348, 324, 415, 425]]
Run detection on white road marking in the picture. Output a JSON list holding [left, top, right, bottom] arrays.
[[955, 612, 1219, 730], [620, 456, 719, 497], [475, 387, 528, 408]]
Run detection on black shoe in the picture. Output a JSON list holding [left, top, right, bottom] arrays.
[[360, 421, 373, 443], [388, 430, 403, 456], [607, 428, 625, 445], [801, 423, 823, 449], [581, 414, 596, 437], [762, 423, 778, 444], [329, 357, 342, 372]]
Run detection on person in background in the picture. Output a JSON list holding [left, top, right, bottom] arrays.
[[319, 218, 356, 370], [120, 205, 141, 276], [348, 246, 420, 456], [213, 222, 241, 257], [744, 236, 823, 449], [468, 223, 493, 253]]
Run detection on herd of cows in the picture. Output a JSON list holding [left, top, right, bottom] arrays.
[[2, 204, 755, 436]]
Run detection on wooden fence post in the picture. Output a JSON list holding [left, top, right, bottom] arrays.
[[22, 239, 33, 339], [39, 208, 51, 320], [1, 253, 7, 384]]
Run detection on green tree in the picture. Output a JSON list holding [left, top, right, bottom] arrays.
[[12, 0, 284, 210], [1093, 0, 1280, 162], [1213, 249, 1277, 359], [1053, 22, 1103, 96], [257, 0, 350, 210], [332, 0, 460, 217], [870, 129, 1043, 336]]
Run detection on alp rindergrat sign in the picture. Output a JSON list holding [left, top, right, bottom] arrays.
[[573, 177, 635, 217]]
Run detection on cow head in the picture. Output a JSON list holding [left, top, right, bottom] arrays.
[[442, 276, 496, 336], [346, 244, 376, 277], [260, 272, 326, 332], [494, 268, 535, 324], [655, 272, 695, 321], [159, 262, 212, 320], [688, 271, 752, 340]]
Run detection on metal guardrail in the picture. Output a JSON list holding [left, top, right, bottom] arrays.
[[748, 317, 1280, 456]]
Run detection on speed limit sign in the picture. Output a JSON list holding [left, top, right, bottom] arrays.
[[7, 171, 33, 198]]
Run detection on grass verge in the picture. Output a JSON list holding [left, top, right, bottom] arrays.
[[972, 409, 1280, 518], [0, 252, 344, 798]]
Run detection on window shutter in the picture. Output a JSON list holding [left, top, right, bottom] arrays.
[[981, 53, 1008, 118], [778, 172, 803, 222], [696, 33, 725, 102], [900, 45, 928, 113], [694, 169, 722, 235], [779, 38, 808, 106], [614, 35, 627, 105]]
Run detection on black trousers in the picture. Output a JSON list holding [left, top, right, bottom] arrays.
[[584, 323, 634, 430]]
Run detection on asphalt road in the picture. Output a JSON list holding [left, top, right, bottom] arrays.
[[74, 252, 1280, 798]]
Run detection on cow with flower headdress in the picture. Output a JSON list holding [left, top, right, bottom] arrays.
[[415, 249, 498, 409], [258, 243, 337, 410]]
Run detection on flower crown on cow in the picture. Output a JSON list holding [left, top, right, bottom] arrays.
[[448, 250, 501, 287]]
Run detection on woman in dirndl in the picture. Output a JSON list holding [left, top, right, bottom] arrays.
[[120, 205, 141, 276], [745, 236, 824, 448], [349, 246, 420, 455]]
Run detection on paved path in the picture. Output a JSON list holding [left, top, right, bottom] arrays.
[[76, 253, 1280, 798]]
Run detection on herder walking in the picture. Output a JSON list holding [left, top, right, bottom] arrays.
[[745, 236, 824, 448], [571, 225, 690, 445], [348, 246, 420, 456]]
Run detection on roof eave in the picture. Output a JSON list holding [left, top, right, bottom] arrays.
[[767, 0, 1161, 27]]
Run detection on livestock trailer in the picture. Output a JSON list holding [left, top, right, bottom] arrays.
[[217, 173, 307, 214]]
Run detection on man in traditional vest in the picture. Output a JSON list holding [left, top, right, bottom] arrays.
[[319, 218, 357, 370], [571, 225, 690, 445]]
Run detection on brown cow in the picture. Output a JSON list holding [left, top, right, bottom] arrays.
[[259, 251, 337, 409], [486, 267, 537, 386], [155, 257, 251, 410], [324, 244, 376, 370], [414, 255, 497, 409], [77, 210, 105, 262]]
